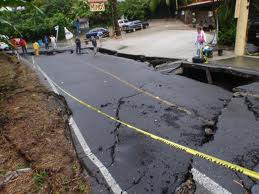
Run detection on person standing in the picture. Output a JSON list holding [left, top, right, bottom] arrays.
[[50, 35, 57, 49], [75, 37, 81, 54], [33, 41, 40, 56], [91, 36, 98, 56], [97, 31, 103, 47], [19, 38, 27, 54], [44, 36, 49, 50], [196, 26, 206, 57]]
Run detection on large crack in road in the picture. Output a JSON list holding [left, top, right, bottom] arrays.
[[108, 93, 141, 167], [32, 52, 259, 194]]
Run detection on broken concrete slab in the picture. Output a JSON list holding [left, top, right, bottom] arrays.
[[234, 82, 259, 96], [193, 97, 259, 194]]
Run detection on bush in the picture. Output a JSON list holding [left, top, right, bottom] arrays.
[[218, 0, 237, 46]]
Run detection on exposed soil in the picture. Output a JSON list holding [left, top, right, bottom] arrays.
[[0, 53, 90, 193]]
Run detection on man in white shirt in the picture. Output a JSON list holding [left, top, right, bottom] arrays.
[[50, 35, 57, 49]]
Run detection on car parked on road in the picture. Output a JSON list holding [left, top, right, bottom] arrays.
[[0, 42, 10, 51], [118, 19, 128, 29], [248, 18, 259, 46], [122, 20, 149, 33], [86, 28, 109, 39]]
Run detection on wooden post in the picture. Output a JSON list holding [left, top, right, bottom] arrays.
[[234, 0, 250, 56]]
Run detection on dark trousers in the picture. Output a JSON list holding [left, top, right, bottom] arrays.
[[76, 44, 81, 54], [22, 46, 27, 54], [45, 43, 49, 50]]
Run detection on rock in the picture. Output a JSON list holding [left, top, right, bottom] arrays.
[[175, 67, 183, 75], [205, 128, 214, 135], [175, 179, 196, 194], [0, 168, 32, 187], [251, 185, 259, 194], [17, 168, 31, 174]]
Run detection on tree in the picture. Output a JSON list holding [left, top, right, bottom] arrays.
[[0, 0, 73, 41], [0, 0, 42, 44], [110, 0, 121, 36], [118, 0, 150, 21], [149, 0, 183, 12]]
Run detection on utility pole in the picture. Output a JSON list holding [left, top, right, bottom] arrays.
[[234, 0, 250, 56], [110, 0, 121, 37]]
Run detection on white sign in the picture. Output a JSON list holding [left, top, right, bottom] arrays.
[[54, 25, 59, 42], [90, 3, 105, 12], [54, 25, 59, 31]]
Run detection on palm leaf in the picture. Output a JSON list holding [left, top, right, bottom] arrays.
[[150, 0, 160, 12], [0, 0, 30, 7], [0, 18, 22, 36], [0, 0, 43, 14]]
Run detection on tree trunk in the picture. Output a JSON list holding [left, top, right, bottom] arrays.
[[110, 0, 121, 37]]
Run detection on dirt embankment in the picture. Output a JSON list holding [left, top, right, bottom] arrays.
[[0, 53, 90, 193]]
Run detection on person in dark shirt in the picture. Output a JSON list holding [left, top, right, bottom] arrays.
[[44, 36, 49, 50], [75, 37, 81, 54], [91, 36, 97, 56]]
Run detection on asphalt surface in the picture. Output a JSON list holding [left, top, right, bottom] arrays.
[[29, 51, 259, 194]]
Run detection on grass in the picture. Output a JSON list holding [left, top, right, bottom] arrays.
[[0, 53, 90, 194], [33, 170, 48, 189]]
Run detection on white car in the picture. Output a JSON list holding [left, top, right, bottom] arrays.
[[118, 19, 128, 28], [0, 42, 9, 51]]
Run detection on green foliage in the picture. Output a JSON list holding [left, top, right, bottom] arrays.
[[218, 0, 237, 46], [0, 0, 32, 7], [33, 170, 48, 189], [149, 0, 177, 12], [0, 0, 75, 41], [118, 0, 150, 20], [71, 0, 93, 18], [250, 0, 259, 17], [178, 0, 192, 6]]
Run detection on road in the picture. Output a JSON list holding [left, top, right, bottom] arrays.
[[30, 51, 259, 194], [100, 19, 215, 61]]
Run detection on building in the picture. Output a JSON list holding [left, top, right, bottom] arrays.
[[179, 0, 252, 56], [178, 0, 220, 30], [79, 18, 90, 33]]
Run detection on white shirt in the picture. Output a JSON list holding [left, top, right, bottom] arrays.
[[50, 36, 56, 43]]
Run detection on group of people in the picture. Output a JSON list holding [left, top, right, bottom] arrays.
[[13, 27, 206, 58], [10, 38, 28, 54], [25, 33, 99, 57], [75, 34, 101, 56], [33, 35, 57, 56]]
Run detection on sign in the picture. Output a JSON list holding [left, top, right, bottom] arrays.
[[90, 2, 105, 12], [54, 25, 59, 42], [54, 25, 59, 31]]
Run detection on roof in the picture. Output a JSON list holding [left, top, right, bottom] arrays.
[[179, 0, 220, 9]]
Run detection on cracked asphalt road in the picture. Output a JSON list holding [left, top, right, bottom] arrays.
[[31, 51, 259, 194]]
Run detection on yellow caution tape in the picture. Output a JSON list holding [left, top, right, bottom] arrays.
[[53, 82, 259, 180]]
